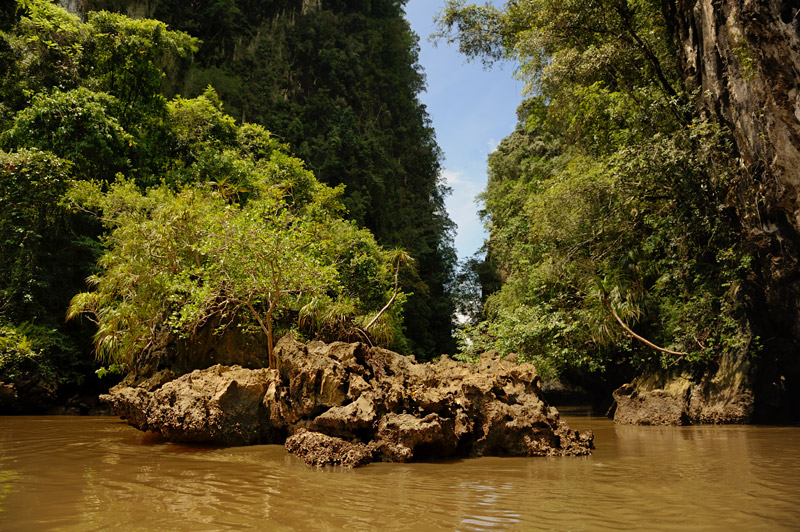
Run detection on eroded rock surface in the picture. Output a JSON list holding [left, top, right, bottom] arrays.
[[103, 365, 282, 445], [612, 345, 756, 425], [285, 430, 373, 468], [102, 336, 593, 467], [666, 0, 800, 421]]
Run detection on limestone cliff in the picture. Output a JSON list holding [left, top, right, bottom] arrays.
[[614, 1, 800, 424], [669, 0, 800, 420]]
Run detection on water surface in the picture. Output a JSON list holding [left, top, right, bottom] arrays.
[[1, 412, 798, 531]]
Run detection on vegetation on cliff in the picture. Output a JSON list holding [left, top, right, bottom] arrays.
[[74, 0, 458, 357], [2, 0, 795, 419], [65, 120, 408, 369], [0, 0, 419, 407], [0, 1, 199, 404], [439, 0, 756, 382]]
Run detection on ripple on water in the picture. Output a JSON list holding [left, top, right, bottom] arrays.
[[1, 416, 800, 531]]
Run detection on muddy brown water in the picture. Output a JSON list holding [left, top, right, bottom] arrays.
[[1, 411, 798, 531]]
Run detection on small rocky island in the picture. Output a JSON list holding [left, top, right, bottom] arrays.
[[102, 336, 594, 467]]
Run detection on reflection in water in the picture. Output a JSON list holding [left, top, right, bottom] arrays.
[[0, 469, 20, 514], [455, 481, 521, 530], [0, 416, 799, 531]]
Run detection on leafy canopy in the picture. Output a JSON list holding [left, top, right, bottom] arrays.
[[0, 1, 411, 392], [66, 114, 410, 368], [129, 0, 458, 357], [440, 1, 754, 376]]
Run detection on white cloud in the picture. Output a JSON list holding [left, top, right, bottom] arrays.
[[442, 169, 466, 186]]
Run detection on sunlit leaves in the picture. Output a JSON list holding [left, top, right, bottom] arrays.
[[152, 0, 457, 356], [66, 154, 407, 365], [446, 1, 751, 374], [1, 88, 133, 180]]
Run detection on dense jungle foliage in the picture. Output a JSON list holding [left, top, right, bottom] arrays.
[[77, 0, 458, 357], [439, 0, 755, 380], [1, 0, 770, 413], [0, 0, 429, 407]]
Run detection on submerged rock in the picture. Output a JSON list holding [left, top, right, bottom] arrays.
[[102, 336, 593, 467], [285, 430, 373, 468]]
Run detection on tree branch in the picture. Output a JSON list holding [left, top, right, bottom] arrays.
[[606, 299, 687, 356], [365, 257, 402, 331]]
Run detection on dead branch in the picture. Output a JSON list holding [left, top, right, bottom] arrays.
[[603, 293, 688, 356]]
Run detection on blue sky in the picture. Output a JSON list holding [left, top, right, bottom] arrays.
[[404, 0, 523, 261]]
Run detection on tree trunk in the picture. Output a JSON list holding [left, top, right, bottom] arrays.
[[246, 299, 276, 370], [266, 302, 275, 370]]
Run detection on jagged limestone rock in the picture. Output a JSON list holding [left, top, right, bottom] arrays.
[[103, 336, 594, 467]]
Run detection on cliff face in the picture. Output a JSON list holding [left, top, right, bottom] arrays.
[[59, 0, 157, 19], [614, 2, 800, 424], [670, 1, 800, 186], [666, 0, 800, 420], [669, 0, 799, 318]]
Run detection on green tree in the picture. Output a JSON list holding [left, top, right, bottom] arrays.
[[1, 88, 133, 180], [0, 148, 101, 326], [192, 195, 337, 369], [66, 135, 408, 369], [76, 0, 457, 357], [0, 1, 420, 404], [0, 149, 98, 404], [1, 1, 198, 181], [439, 1, 752, 377]]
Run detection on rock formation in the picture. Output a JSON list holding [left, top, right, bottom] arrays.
[[102, 336, 594, 467], [672, 0, 800, 421], [612, 336, 757, 425], [612, 349, 755, 425]]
